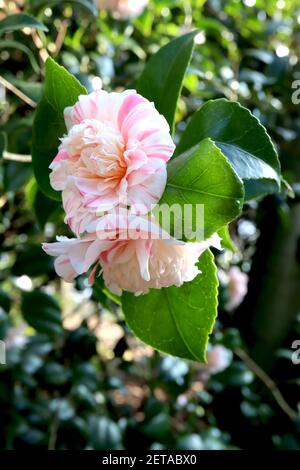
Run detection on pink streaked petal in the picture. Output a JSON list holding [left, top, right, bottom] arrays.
[[84, 193, 120, 212], [132, 127, 159, 142], [117, 92, 145, 131], [71, 176, 101, 195], [54, 255, 77, 282], [62, 188, 81, 216], [127, 170, 152, 187], [64, 92, 101, 128], [42, 237, 78, 256], [124, 147, 148, 174], [117, 177, 128, 198], [136, 239, 152, 281], [107, 241, 135, 265], [50, 149, 70, 166], [49, 169, 66, 191], [84, 239, 113, 268], [88, 265, 97, 285], [127, 158, 165, 186], [67, 238, 99, 274], [128, 167, 167, 213], [120, 103, 157, 141]]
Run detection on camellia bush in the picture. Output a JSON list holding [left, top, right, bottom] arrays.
[[0, 0, 299, 451]]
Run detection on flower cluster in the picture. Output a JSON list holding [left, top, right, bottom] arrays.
[[42, 89, 221, 295]]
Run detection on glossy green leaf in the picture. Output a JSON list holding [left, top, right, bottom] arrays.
[[4, 161, 32, 192], [41, 363, 71, 385], [22, 290, 63, 336], [0, 41, 40, 74], [158, 138, 244, 240], [175, 99, 281, 201], [12, 244, 54, 277], [122, 249, 218, 362], [0, 13, 48, 36], [26, 179, 61, 228], [32, 57, 87, 200], [89, 417, 123, 450], [137, 31, 197, 132], [218, 226, 238, 252]]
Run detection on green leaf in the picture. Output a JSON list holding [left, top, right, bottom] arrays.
[[158, 138, 244, 240], [4, 161, 32, 192], [281, 177, 295, 199], [41, 363, 71, 385], [175, 99, 281, 201], [122, 249, 218, 362], [32, 57, 87, 200], [89, 417, 123, 450], [26, 179, 61, 228], [142, 413, 171, 440], [218, 226, 238, 252], [12, 244, 54, 277], [28, 0, 97, 16], [0, 41, 40, 74], [0, 13, 48, 36], [22, 290, 63, 336], [137, 31, 197, 132]]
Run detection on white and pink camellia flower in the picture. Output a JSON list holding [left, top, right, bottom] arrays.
[[205, 345, 233, 374], [49, 89, 175, 235], [42, 211, 221, 295], [94, 0, 148, 19], [226, 266, 249, 310]]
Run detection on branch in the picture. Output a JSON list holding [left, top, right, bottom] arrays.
[[3, 151, 32, 163], [235, 347, 298, 421], [54, 20, 69, 55], [48, 411, 59, 450], [0, 75, 37, 108], [31, 30, 49, 64]]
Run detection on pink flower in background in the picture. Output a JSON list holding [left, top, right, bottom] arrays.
[[226, 266, 249, 310], [206, 345, 232, 374], [50, 89, 175, 235], [42, 212, 221, 295], [95, 0, 148, 19], [5, 324, 28, 350]]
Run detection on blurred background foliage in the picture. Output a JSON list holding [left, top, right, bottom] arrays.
[[0, 0, 300, 450]]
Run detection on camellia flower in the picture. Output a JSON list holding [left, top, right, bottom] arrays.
[[94, 0, 148, 19], [49, 89, 175, 235], [42, 212, 221, 295], [226, 266, 249, 310], [205, 345, 233, 374]]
